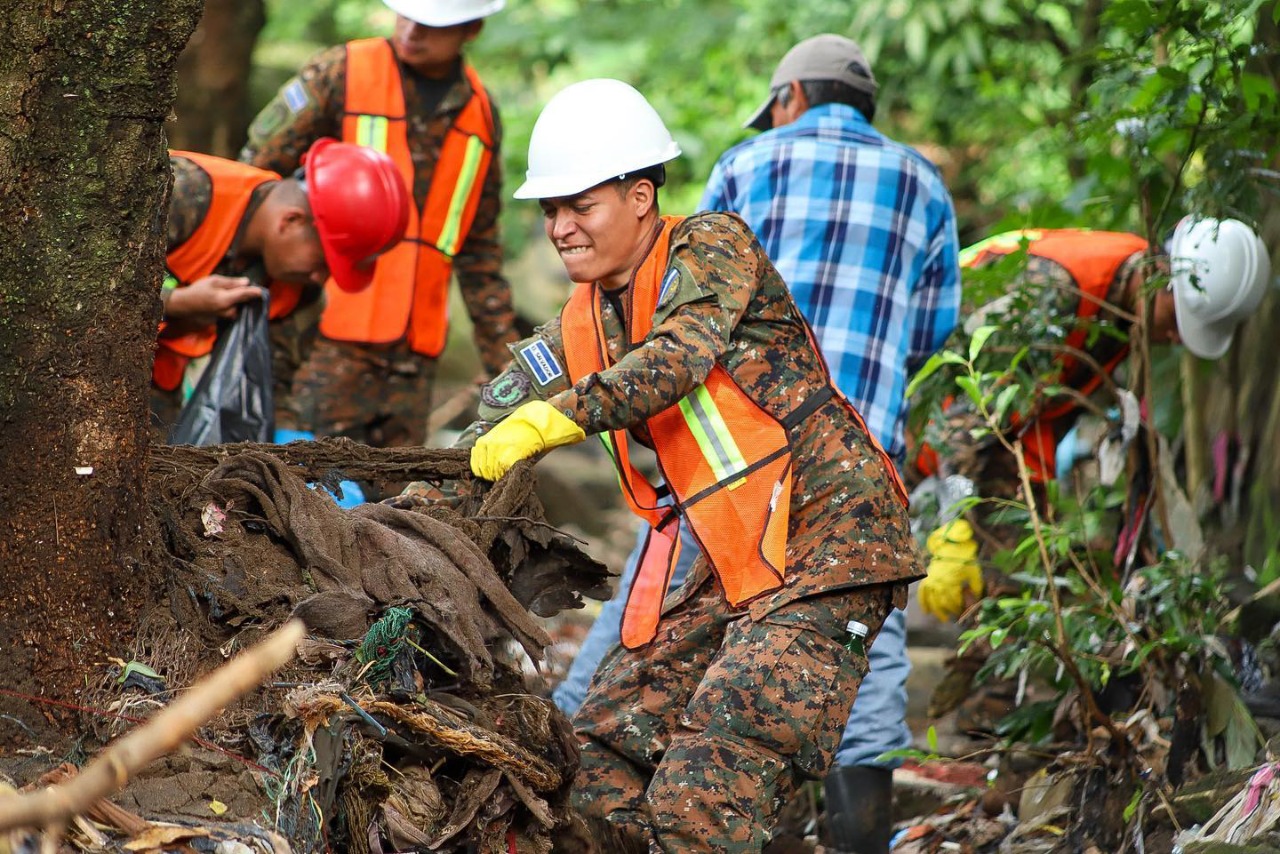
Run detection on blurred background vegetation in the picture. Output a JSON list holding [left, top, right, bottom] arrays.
[[170, 0, 1280, 608], [181, 0, 1277, 253]]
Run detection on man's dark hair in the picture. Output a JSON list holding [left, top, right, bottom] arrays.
[[798, 79, 876, 123], [615, 163, 667, 196]]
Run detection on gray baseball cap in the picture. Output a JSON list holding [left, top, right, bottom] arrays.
[[744, 34, 878, 131]]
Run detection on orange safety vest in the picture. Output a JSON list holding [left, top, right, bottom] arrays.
[[961, 229, 1149, 481], [156, 152, 302, 391], [560, 217, 804, 649], [320, 38, 495, 356]]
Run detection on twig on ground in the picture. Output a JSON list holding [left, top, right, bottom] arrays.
[[0, 620, 305, 835]]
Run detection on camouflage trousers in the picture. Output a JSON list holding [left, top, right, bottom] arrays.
[[572, 568, 898, 852], [292, 336, 438, 448]]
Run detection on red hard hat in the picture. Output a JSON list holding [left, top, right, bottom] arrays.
[[303, 138, 411, 293]]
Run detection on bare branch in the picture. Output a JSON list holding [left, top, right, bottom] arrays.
[[0, 620, 305, 834]]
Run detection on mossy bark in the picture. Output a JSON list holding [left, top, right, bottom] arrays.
[[0, 0, 201, 739]]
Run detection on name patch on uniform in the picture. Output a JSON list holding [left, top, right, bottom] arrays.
[[519, 340, 564, 386], [282, 80, 310, 114], [657, 267, 680, 307]]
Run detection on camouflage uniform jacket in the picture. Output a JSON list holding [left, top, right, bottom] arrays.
[[166, 155, 267, 287], [240, 44, 518, 376], [477, 213, 921, 615]]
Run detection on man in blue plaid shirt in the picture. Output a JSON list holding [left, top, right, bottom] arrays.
[[553, 35, 959, 853], [705, 34, 959, 854]]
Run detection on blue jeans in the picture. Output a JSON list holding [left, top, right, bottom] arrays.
[[553, 519, 912, 769]]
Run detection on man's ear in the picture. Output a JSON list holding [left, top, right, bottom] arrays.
[[630, 179, 655, 218], [463, 20, 484, 43], [278, 205, 310, 233], [788, 80, 809, 114]]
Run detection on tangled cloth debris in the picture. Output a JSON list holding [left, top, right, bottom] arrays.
[[201, 452, 550, 689], [15, 443, 613, 854]]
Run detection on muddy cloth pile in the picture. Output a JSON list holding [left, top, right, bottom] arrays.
[[197, 452, 550, 687], [48, 445, 611, 854]]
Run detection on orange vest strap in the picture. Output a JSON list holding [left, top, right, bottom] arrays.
[[321, 39, 494, 355], [269, 282, 302, 320], [620, 515, 683, 649]]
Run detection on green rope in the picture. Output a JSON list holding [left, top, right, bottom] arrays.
[[356, 606, 416, 687]]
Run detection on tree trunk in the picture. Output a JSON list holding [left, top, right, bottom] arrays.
[[0, 0, 202, 740], [168, 0, 267, 157]]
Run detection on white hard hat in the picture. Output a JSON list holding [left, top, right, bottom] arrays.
[[382, 0, 504, 27], [514, 79, 682, 200], [1169, 217, 1272, 359]]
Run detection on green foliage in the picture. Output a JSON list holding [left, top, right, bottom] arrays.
[[878, 724, 947, 765], [251, 0, 1279, 258], [1079, 0, 1280, 237]]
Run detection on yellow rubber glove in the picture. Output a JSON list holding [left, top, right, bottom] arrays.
[[917, 519, 984, 622], [470, 400, 586, 481]]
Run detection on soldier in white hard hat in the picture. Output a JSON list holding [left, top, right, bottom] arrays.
[[552, 33, 963, 854], [455, 77, 921, 852], [241, 0, 517, 462]]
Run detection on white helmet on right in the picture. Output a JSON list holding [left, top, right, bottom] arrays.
[[382, 0, 504, 27], [514, 79, 682, 200], [1169, 217, 1272, 359]]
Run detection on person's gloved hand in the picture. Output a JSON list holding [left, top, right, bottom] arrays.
[[470, 400, 585, 481], [918, 519, 983, 622]]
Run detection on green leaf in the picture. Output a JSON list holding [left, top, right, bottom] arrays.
[[905, 350, 967, 398], [1241, 72, 1276, 111], [1035, 3, 1073, 37], [927, 724, 939, 753], [994, 385, 1020, 422], [1224, 693, 1263, 769], [1123, 786, 1142, 822], [968, 325, 999, 362], [117, 660, 163, 685], [955, 374, 983, 408]]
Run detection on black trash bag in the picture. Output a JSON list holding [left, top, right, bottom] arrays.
[[169, 295, 274, 445]]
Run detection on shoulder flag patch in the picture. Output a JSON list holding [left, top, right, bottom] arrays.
[[657, 267, 680, 307], [518, 339, 564, 386], [282, 80, 310, 114]]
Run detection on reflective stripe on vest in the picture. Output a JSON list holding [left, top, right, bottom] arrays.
[[354, 115, 390, 152], [321, 38, 495, 356], [436, 134, 487, 258], [677, 384, 749, 488], [958, 229, 1045, 268], [964, 229, 1148, 480], [560, 216, 792, 649], [156, 152, 285, 391]]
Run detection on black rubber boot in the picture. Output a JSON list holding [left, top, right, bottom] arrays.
[[823, 765, 894, 854]]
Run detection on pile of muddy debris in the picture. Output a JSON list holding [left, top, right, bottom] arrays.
[[1, 441, 612, 853]]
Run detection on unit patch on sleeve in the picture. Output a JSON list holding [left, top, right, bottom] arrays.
[[480, 369, 532, 409], [518, 339, 565, 387], [282, 79, 311, 114], [657, 266, 680, 307]]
